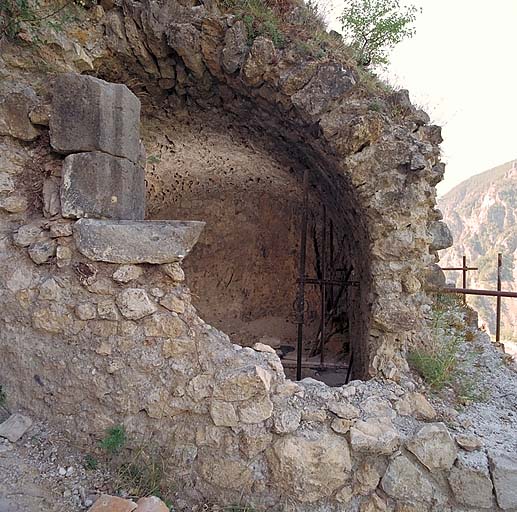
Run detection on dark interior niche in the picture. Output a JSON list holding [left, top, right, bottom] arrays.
[[144, 107, 372, 384]]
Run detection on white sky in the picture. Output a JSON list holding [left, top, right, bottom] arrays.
[[327, 0, 517, 195]]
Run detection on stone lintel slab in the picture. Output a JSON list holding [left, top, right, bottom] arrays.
[[73, 219, 205, 264], [61, 152, 145, 220], [49, 73, 141, 163]]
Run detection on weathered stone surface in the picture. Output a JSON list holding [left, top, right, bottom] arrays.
[[144, 313, 185, 338], [488, 450, 517, 509], [213, 365, 272, 401], [350, 418, 400, 455], [0, 87, 40, 141], [28, 239, 56, 264], [74, 219, 205, 264], [49, 221, 73, 238], [135, 496, 169, 512], [168, 23, 206, 79], [291, 63, 355, 118], [50, 73, 140, 162], [210, 400, 238, 427], [0, 414, 33, 442], [273, 406, 301, 433], [61, 152, 145, 220], [428, 221, 453, 251], [406, 423, 457, 472], [116, 288, 156, 320], [327, 400, 360, 419], [42, 177, 60, 218], [239, 395, 273, 423], [199, 457, 253, 491], [161, 262, 185, 282], [424, 263, 446, 290], [221, 20, 247, 73], [331, 418, 351, 434], [268, 431, 352, 502], [354, 458, 386, 496], [13, 224, 43, 247], [455, 433, 482, 452], [0, 195, 28, 213], [75, 303, 97, 320], [381, 454, 434, 502], [88, 494, 137, 511], [160, 293, 185, 314], [448, 451, 494, 509], [242, 36, 275, 86], [112, 264, 143, 283], [396, 392, 436, 420]]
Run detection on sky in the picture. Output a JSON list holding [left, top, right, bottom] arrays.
[[327, 0, 517, 196]]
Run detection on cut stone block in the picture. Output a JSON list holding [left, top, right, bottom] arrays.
[[0, 414, 33, 442], [74, 219, 205, 264], [61, 152, 145, 220], [50, 73, 141, 163]]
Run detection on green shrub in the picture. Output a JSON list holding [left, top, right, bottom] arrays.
[[100, 424, 127, 454]]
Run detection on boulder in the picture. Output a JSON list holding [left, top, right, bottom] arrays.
[[273, 406, 301, 434], [448, 451, 494, 509], [381, 453, 434, 502], [210, 400, 238, 427], [428, 221, 453, 251], [116, 288, 156, 320], [112, 264, 143, 283], [213, 366, 272, 401], [349, 417, 400, 455], [88, 495, 137, 511], [488, 450, 517, 509], [73, 219, 205, 264], [61, 152, 145, 220], [0, 87, 40, 141], [267, 431, 352, 502], [221, 20, 247, 74], [50, 73, 141, 163], [406, 423, 457, 472], [135, 496, 169, 512], [28, 239, 56, 264], [0, 414, 33, 442]]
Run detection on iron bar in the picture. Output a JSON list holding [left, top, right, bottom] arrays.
[[282, 361, 349, 370], [320, 205, 327, 366], [298, 278, 359, 286], [440, 288, 517, 299], [441, 267, 478, 271], [496, 253, 502, 342], [462, 255, 467, 304], [295, 168, 309, 381]]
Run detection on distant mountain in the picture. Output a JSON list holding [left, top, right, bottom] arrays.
[[438, 159, 517, 340]]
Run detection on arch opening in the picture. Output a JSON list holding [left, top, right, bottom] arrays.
[[144, 107, 372, 383]]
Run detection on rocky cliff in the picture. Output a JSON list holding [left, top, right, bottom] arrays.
[[438, 160, 517, 340]]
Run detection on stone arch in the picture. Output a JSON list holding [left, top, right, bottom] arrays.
[[95, 0, 446, 378]]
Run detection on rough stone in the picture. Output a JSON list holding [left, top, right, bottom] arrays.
[[396, 392, 436, 420], [49, 221, 73, 238], [74, 219, 206, 264], [97, 299, 120, 320], [331, 418, 352, 434], [213, 365, 272, 401], [488, 450, 517, 509], [221, 20, 247, 73], [239, 395, 273, 423], [273, 407, 301, 433], [42, 177, 60, 218], [428, 221, 453, 251], [13, 224, 43, 247], [116, 288, 157, 320], [28, 239, 56, 264], [168, 23, 206, 79], [50, 73, 141, 163], [160, 293, 185, 314], [455, 433, 482, 452], [161, 262, 185, 282], [268, 431, 352, 502], [0, 195, 28, 213], [381, 453, 434, 502], [242, 36, 275, 86], [210, 400, 238, 427], [88, 494, 137, 511], [0, 87, 41, 141], [112, 264, 143, 283], [354, 458, 385, 495], [327, 400, 360, 419], [448, 451, 494, 509], [406, 423, 457, 472], [135, 496, 169, 512], [144, 313, 185, 338], [0, 414, 33, 442], [61, 152, 145, 220], [350, 417, 400, 455]]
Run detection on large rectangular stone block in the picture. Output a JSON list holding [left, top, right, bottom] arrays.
[[61, 152, 145, 220], [73, 219, 206, 264], [50, 73, 141, 163]]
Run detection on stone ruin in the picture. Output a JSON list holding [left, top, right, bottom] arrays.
[[1, 1, 517, 510]]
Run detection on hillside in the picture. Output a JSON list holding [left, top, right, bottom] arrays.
[[438, 159, 517, 340]]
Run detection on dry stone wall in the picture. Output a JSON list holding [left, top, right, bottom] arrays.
[[1, 3, 517, 511]]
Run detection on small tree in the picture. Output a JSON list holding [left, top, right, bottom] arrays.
[[339, 0, 420, 67]]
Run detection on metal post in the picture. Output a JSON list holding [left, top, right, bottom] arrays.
[[320, 205, 327, 366], [496, 253, 502, 342], [462, 255, 467, 304], [296, 169, 309, 380]]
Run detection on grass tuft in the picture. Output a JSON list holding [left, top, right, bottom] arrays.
[[100, 424, 127, 454]]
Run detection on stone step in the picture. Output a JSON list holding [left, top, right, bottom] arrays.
[[73, 219, 205, 264]]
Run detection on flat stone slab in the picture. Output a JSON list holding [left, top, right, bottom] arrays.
[[74, 219, 205, 264], [50, 73, 141, 163], [61, 152, 145, 220], [0, 414, 32, 443]]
